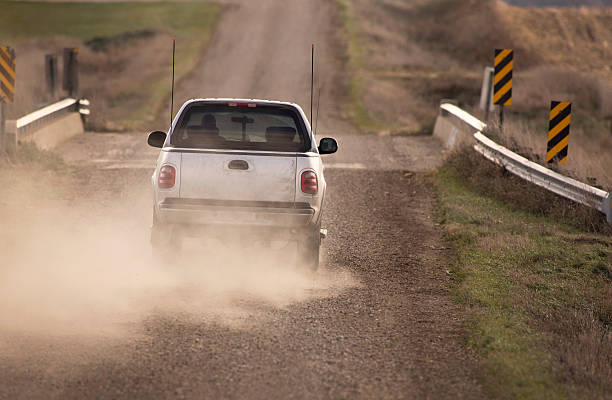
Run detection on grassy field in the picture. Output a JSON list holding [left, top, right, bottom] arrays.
[[0, 1, 222, 130], [336, 0, 383, 134], [340, 0, 612, 187], [0, 2, 216, 42], [436, 151, 611, 399]]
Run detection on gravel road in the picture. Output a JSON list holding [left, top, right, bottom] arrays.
[[0, 1, 484, 398]]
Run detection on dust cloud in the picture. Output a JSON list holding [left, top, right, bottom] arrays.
[[0, 199, 357, 339]]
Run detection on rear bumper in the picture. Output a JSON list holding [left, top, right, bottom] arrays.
[[157, 198, 315, 227]]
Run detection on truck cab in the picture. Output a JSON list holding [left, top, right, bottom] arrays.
[[147, 98, 337, 269]]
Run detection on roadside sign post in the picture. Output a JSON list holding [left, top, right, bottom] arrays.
[[546, 101, 571, 164], [45, 54, 58, 99], [606, 193, 612, 224], [0, 46, 16, 154], [479, 66, 496, 123], [63, 48, 79, 98], [493, 48, 513, 130], [0, 102, 5, 154]]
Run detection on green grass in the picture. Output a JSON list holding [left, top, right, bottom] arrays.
[[0, 1, 221, 127], [336, 0, 385, 133], [435, 164, 612, 399], [0, 1, 219, 43]]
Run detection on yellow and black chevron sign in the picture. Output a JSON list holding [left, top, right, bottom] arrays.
[[493, 48, 513, 106], [546, 101, 571, 164], [0, 46, 16, 103]]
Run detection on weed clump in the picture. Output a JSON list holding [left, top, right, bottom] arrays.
[[444, 147, 612, 234], [85, 29, 156, 52], [2, 143, 67, 171]]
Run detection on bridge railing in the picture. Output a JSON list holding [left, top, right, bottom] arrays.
[[15, 98, 89, 135], [436, 103, 612, 224], [4, 98, 89, 153]]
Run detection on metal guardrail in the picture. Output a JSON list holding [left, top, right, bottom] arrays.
[[16, 97, 89, 136], [439, 103, 612, 224], [440, 103, 486, 132]]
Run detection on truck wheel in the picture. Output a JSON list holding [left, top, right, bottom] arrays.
[[151, 211, 180, 260], [297, 228, 320, 271]]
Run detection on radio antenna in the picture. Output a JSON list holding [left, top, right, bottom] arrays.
[[170, 39, 176, 127], [310, 43, 314, 123], [314, 48, 323, 136], [314, 83, 323, 136]]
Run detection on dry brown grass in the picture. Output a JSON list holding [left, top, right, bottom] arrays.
[[551, 308, 612, 396], [406, 0, 612, 80], [408, 0, 541, 67], [1, 2, 221, 132], [514, 67, 612, 117], [499, 67, 612, 189], [484, 117, 612, 191], [79, 32, 175, 131], [347, 0, 612, 184], [446, 147, 612, 234], [509, 268, 612, 398], [8, 33, 175, 131], [348, 0, 485, 134]]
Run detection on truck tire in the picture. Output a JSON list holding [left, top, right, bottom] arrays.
[[297, 227, 320, 271], [151, 210, 180, 260]]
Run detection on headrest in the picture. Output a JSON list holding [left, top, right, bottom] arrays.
[[202, 114, 218, 130], [265, 126, 297, 142]]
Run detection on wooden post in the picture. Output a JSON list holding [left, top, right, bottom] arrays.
[[484, 71, 494, 123], [45, 54, 58, 99], [63, 48, 79, 98], [0, 102, 5, 154], [4, 119, 16, 156]]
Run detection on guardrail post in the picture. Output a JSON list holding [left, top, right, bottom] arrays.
[[45, 54, 58, 99], [0, 102, 4, 154], [439, 99, 457, 117], [605, 193, 612, 224], [63, 48, 79, 98], [4, 119, 16, 156], [78, 98, 90, 123], [479, 66, 495, 122]]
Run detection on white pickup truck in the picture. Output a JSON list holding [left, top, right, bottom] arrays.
[[147, 98, 338, 269]]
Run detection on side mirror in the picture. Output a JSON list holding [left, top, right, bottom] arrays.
[[318, 137, 338, 155], [148, 131, 167, 148]]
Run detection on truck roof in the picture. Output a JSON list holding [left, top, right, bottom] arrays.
[[183, 98, 303, 110]]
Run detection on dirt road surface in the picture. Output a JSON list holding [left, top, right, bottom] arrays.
[[0, 1, 484, 398]]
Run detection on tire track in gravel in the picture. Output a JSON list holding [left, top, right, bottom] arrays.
[[0, 0, 485, 398]]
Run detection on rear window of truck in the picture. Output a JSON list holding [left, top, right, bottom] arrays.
[[170, 103, 310, 152]]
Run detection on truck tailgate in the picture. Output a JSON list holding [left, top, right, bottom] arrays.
[[179, 152, 296, 202]]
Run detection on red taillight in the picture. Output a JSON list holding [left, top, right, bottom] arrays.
[[158, 165, 175, 189], [301, 171, 318, 195]]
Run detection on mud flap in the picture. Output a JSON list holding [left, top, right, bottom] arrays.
[[298, 226, 320, 271]]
